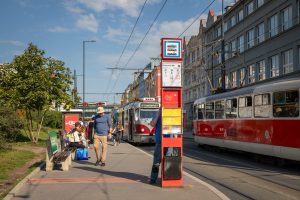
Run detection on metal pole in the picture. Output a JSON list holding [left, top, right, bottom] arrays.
[[221, 0, 226, 91], [82, 40, 96, 122], [83, 41, 85, 122]]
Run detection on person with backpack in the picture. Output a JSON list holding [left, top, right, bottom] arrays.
[[93, 107, 112, 167]]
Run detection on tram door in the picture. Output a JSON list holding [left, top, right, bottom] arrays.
[[129, 109, 134, 140]]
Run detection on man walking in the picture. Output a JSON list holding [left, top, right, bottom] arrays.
[[93, 107, 112, 166], [149, 110, 161, 184]]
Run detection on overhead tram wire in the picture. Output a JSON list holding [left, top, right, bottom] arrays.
[[177, 0, 216, 38], [109, 0, 168, 94], [139, 0, 218, 65], [103, 0, 148, 102]]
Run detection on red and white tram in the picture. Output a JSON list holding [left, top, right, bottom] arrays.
[[120, 98, 160, 144], [193, 77, 300, 161]]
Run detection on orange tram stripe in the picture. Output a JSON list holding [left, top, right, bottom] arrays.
[[28, 177, 139, 184]]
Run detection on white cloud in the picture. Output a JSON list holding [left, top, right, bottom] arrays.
[[48, 26, 69, 33], [76, 14, 99, 33], [63, 0, 85, 14], [0, 40, 25, 46], [77, 0, 161, 17]]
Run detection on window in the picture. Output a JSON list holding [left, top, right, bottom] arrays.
[[269, 14, 278, 37], [239, 96, 253, 118], [238, 35, 244, 53], [257, 22, 265, 44], [246, 1, 254, 16], [231, 15, 236, 27], [226, 98, 237, 118], [240, 68, 246, 86], [273, 91, 299, 118], [282, 6, 292, 31], [225, 75, 230, 89], [197, 104, 205, 119], [248, 64, 256, 84], [205, 102, 215, 119], [257, 60, 266, 81], [217, 26, 222, 37], [237, 9, 244, 22], [257, 0, 264, 8], [225, 44, 229, 60], [282, 49, 293, 74], [270, 54, 279, 78], [231, 39, 237, 57], [231, 71, 237, 88], [192, 51, 196, 63], [247, 29, 255, 48], [254, 93, 271, 118], [224, 21, 228, 32], [215, 100, 225, 119]]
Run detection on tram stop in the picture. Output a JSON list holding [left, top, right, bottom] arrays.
[[160, 38, 183, 187]]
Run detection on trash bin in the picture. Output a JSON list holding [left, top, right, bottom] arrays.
[[163, 147, 181, 180]]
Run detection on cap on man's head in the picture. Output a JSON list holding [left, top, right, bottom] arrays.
[[97, 107, 105, 114]]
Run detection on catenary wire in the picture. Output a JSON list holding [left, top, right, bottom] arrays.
[[103, 0, 149, 101], [107, 0, 168, 98]]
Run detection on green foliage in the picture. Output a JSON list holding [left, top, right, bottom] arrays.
[[0, 43, 77, 143], [43, 111, 62, 129], [0, 107, 27, 149]]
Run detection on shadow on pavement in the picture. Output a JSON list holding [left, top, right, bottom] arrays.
[[73, 166, 161, 187]]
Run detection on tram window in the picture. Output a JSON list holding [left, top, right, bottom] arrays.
[[140, 109, 158, 120], [254, 94, 271, 118], [193, 105, 197, 120], [239, 96, 252, 118], [225, 98, 237, 118], [205, 102, 215, 119], [197, 104, 205, 119], [273, 91, 299, 118], [215, 100, 225, 119], [134, 109, 139, 121]]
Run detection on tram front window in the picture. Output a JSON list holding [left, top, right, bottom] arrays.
[[140, 109, 159, 123]]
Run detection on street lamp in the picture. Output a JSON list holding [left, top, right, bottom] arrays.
[[83, 40, 96, 122]]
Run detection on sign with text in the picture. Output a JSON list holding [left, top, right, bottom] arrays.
[[161, 38, 182, 60], [162, 62, 182, 87]]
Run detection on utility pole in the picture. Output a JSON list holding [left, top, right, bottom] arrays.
[[82, 40, 96, 121], [221, 0, 226, 91]]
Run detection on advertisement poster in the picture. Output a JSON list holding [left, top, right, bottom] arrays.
[[64, 114, 80, 133], [162, 62, 182, 87]]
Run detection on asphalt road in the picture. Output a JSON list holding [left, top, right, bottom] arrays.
[[136, 138, 300, 200]]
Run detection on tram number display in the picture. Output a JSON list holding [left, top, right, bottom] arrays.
[[140, 103, 160, 108]]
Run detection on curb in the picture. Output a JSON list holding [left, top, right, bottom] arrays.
[[3, 162, 45, 200]]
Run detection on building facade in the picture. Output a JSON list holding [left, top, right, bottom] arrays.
[[183, 19, 208, 129], [206, 0, 300, 91]]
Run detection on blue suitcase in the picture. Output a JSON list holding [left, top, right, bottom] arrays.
[[76, 148, 88, 160]]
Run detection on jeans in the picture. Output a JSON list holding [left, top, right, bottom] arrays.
[[150, 142, 161, 182]]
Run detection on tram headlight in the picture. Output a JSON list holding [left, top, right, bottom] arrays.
[[141, 128, 144, 132]]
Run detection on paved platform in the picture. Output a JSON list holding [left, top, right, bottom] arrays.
[[6, 141, 226, 200]]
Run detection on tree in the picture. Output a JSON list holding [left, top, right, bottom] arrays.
[[0, 43, 77, 143]]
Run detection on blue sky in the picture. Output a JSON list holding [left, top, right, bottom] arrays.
[[0, 0, 232, 104]]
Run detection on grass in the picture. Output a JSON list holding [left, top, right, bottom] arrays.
[[0, 150, 35, 181]]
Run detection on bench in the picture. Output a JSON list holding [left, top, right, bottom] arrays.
[[46, 131, 73, 171]]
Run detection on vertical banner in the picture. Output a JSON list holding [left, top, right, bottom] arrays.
[[160, 38, 183, 187]]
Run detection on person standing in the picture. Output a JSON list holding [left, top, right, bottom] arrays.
[[112, 121, 124, 146], [149, 110, 161, 184], [93, 107, 112, 166]]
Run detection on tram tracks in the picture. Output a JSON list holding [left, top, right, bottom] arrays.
[[183, 139, 300, 200]]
